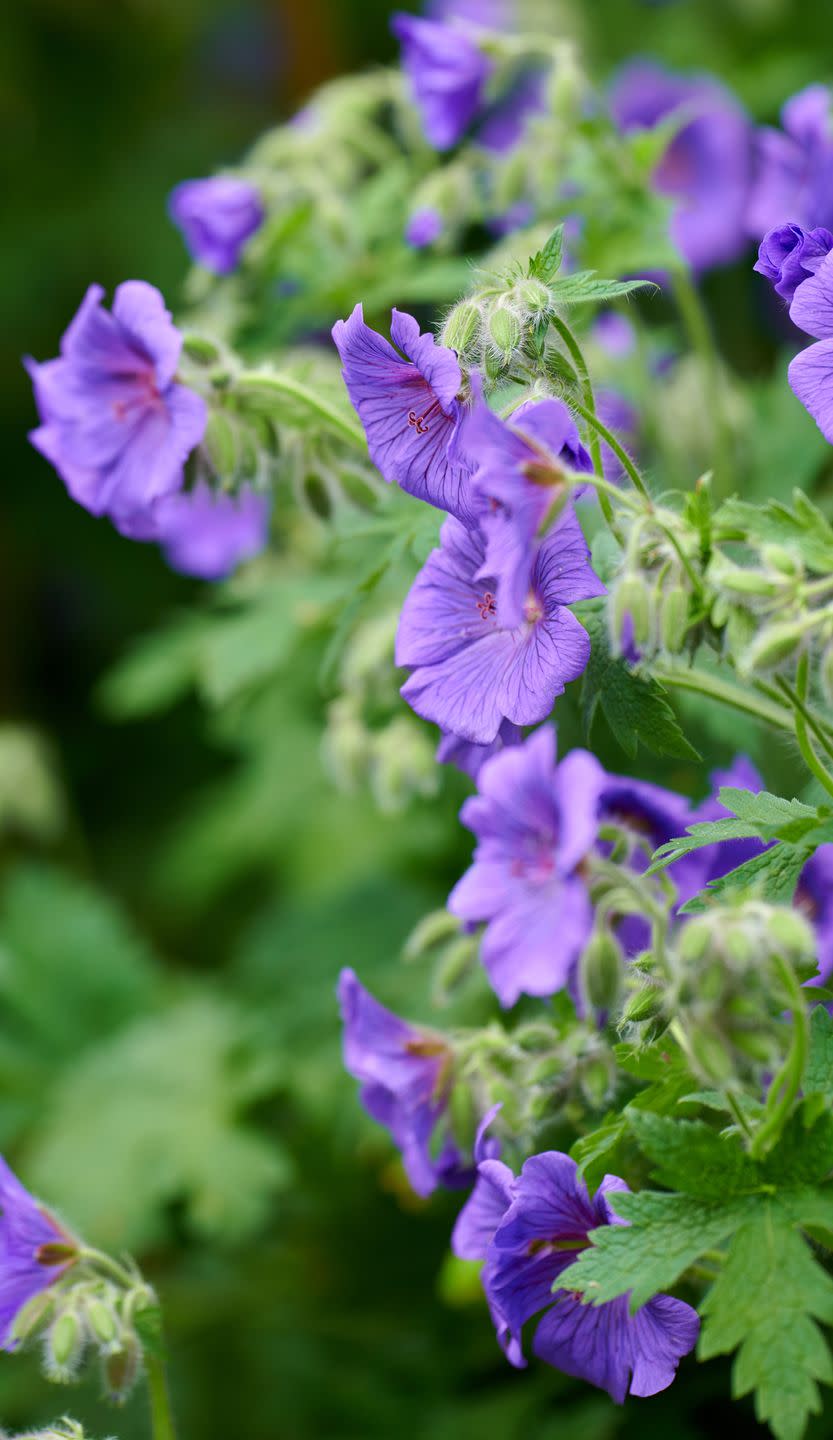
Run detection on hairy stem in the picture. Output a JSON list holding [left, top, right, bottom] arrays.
[[651, 663, 795, 732], [147, 1353, 177, 1440], [750, 953, 809, 1159], [570, 397, 652, 505], [236, 371, 367, 449]]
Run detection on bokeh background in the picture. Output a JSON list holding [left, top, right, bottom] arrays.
[[4, 1, 833, 1436]]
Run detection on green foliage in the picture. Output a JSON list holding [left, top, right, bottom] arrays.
[[527, 223, 564, 282], [715, 489, 833, 573], [577, 602, 700, 761], [649, 788, 826, 875]]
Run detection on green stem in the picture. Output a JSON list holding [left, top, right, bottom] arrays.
[[783, 654, 833, 800], [77, 1247, 136, 1291], [147, 1353, 177, 1440], [651, 663, 795, 732], [670, 265, 733, 496], [750, 953, 809, 1159], [570, 398, 652, 506], [236, 371, 367, 450], [548, 316, 611, 522]]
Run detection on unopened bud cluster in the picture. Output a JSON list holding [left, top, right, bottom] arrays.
[[608, 508, 702, 663], [624, 900, 816, 1089], [323, 612, 439, 812], [709, 539, 833, 677]]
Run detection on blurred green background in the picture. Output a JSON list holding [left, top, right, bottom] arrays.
[[4, 1, 833, 1436]]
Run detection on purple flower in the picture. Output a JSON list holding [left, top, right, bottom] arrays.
[[593, 311, 637, 359], [747, 86, 833, 240], [447, 727, 606, 1006], [0, 1157, 77, 1350], [597, 388, 639, 483], [392, 12, 492, 151], [332, 304, 474, 524], [610, 62, 751, 273], [406, 207, 444, 248], [476, 68, 546, 155], [426, 0, 512, 25], [754, 224, 833, 304], [460, 393, 593, 629], [153, 481, 270, 580], [27, 283, 206, 530], [599, 774, 701, 952], [787, 250, 833, 442], [452, 1149, 699, 1399], [338, 968, 469, 1196], [436, 718, 522, 781], [168, 177, 264, 275], [395, 509, 604, 749]]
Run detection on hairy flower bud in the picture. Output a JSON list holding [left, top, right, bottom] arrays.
[[659, 584, 690, 654], [579, 928, 624, 1012], [488, 304, 523, 361], [741, 620, 807, 674], [621, 984, 664, 1024], [204, 411, 239, 479], [45, 1310, 85, 1382], [102, 1336, 141, 1403], [441, 301, 482, 357]]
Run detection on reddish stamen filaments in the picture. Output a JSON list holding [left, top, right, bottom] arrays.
[[477, 591, 497, 620], [407, 397, 442, 434]]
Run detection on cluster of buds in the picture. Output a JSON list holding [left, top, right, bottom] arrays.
[[323, 612, 440, 813], [608, 505, 704, 664], [14, 1259, 157, 1406], [2, 1422, 108, 1440], [440, 270, 559, 381], [709, 540, 833, 678], [622, 898, 816, 1090]]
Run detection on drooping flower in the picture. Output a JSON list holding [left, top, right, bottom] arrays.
[[452, 1149, 699, 1399], [27, 283, 206, 530], [599, 773, 702, 952], [391, 12, 493, 151], [395, 509, 604, 749], [436, 718, 521, 780], [0, 1157, 78, 1350], [337, 968, 470, 1196], [610, 62, 751, 273], [747, 85, 833, 240], [754, 223, 833, 304], [786, 249, 833, 442], [406, 207, 444, 248], [153, 481, 271, 580], [447, 726, 606, 1006], [332, 304, 474, 523], [460, 394, 593, 628], [168, 177, 264, 275]]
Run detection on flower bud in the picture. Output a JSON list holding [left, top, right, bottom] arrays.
[[204, 411, 238, 479], [10, 1289, 55, 1345], [514, 278, 552, 319], [659, 585, 690, 654], [441, 302, 482, 357], [613, 576, 652, 650], [102, 1337, 141, 1403], [404, 909, 462, 959], [761, 543, 801, 577], [45, 1310, 84, 1381], [768, 909, 814, 961], [621, 984, 664, 1024], [85, 1296, 118, 1348], [182, 333, 221, 365], [579, 929, 623, 1012], [488, 304, 523, 361], [741, 621, 806, 674]]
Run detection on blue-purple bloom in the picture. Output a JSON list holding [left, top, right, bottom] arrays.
[[395, 510, 604, 749], [338, 968, 471, 1195], [406, 207, 444, 248], [436, 718, 521, 780], [786, 249, 833, 442], [460, 394, 593, 629], [610, 62, 750, 273], [392, 12, 492, 151], [754, 223, 833, 304], [168, 177, 264, 275], [0, 1157, 77, 1350], [27, 283, 206, 531], [452, 1149, 698, 1398], [332, 304, 474, 523], [593, 311, 637, 359], [747, 86, 833, 240], [153, 481, 271, 580], [447, 727, 606, 1005]]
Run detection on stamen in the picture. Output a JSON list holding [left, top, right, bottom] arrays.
[[407, 397, 442, 434], [476, 590, 497, 620]]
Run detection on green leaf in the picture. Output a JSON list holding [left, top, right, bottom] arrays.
[[626, 1112, 759, 1200], [805, 1007, 833, 1102], [571, 1116, 628, 1188], [28, 997, 291, 1249], [679, 843, 812, 914], [578, 603, 699, 761], [528, 222, 564, 281], [762, 1104, 833, 1187], [550, 271, 655, 305], [699, 1202, 833, 1440], [718, 787, 818, 828], [97, 615, 202, 719], [715, 489, 833, 574], [649, 790, 824, 875], [558, 1190, 752, 1308]]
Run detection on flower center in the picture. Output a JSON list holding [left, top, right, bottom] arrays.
[[112, 374, 161, 422], [523, 591, 544, 624], [407, 397, 442, 434]]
